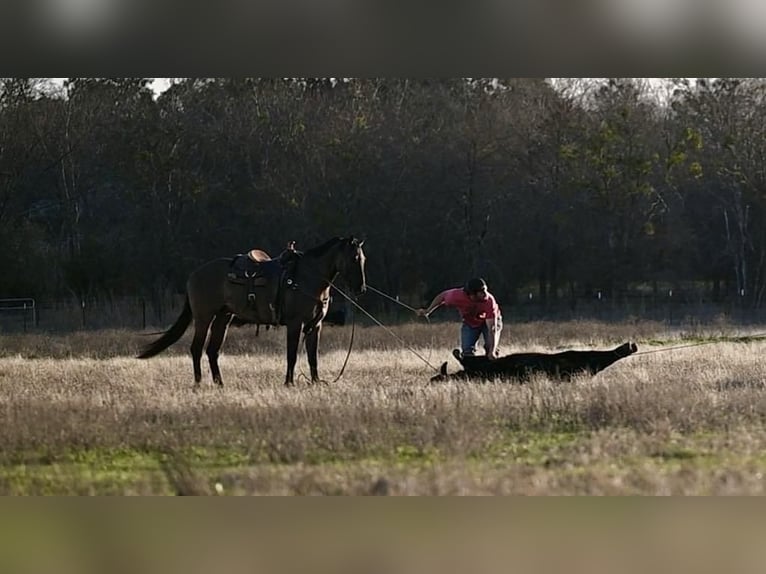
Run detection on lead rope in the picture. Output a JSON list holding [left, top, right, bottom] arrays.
[[365, 285, 420, 313], [332, 283, 441, 374], [365, 284, 439, 369]]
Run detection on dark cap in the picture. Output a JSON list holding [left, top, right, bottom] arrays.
[[464, 277, 487, 294]]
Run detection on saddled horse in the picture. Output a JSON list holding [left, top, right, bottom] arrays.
[[138, 236, 367, 387]]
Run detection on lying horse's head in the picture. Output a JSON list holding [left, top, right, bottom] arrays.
[[431, 361, 468, 382]]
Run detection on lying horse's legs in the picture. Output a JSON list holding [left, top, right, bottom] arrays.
[[304, 323, 322, 384], [190, 317, 212, 387], [284, 322, 302, 387], [206, 313, 232, 387]]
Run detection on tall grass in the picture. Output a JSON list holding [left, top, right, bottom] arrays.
[[0, 316, 727, 359], [1, 320, 766, 494]]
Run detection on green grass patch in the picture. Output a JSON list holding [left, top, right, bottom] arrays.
[[478, 431, 582, 466], [3, 431, 766, 495], [0, 446, 256, 495]]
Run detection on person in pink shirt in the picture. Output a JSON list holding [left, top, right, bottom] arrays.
[[416, 277, 503, 359]]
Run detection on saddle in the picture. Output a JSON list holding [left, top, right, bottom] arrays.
[[248, 249, 271, 263], [227, 248, 298, 325]]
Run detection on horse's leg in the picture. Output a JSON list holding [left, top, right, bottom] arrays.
[[190, 316, 212, 388], [207, 313, 233, 387], [304, 323, 322, 384], [284, 322, 302, 387]]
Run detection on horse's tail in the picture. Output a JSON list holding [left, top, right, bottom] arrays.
[[137, 295, 193, 359]]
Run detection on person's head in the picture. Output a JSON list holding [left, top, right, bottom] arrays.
[[464, 277, 488, 301]]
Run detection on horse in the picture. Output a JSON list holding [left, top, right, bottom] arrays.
[[431, 342, 637, 382], [138, 236, 367, 387]]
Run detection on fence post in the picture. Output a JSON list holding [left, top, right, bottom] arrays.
[[597, 291, 602, 320], [528, 292, 533, 321], [668, 289, 673, 325], [740, 289, 746, 324]]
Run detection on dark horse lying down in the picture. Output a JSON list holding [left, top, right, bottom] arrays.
[[432, 342, 637, 382], [138, 236, 366, 388]]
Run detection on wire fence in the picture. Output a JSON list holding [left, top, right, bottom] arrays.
[[0, 290, 761, 333], [0, 295, 184, 333]]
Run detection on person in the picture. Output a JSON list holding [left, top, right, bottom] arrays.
[[416, 277, 503, 359]]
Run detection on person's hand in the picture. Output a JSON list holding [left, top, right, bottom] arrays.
[[486, 347, 499, 360], [416, 308, 429, 318]]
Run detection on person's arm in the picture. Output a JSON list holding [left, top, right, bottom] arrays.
[[485, 316, 501, 358], [416, 291, 447, 317], [484, 295, 502, 358]]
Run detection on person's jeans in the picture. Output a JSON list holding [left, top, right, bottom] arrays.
[[461, 318, 502, 356]]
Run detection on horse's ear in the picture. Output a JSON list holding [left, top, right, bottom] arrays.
[[358, 239, 365, 248]]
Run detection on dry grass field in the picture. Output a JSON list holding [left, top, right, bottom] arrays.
[[2, 319, 766, 495]]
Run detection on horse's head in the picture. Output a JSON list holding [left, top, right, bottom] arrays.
[[336, 236, 367, 296]]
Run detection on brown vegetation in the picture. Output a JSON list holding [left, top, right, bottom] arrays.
[[1, 320, 766, 494]]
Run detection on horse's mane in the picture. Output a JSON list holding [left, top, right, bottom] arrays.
[[303, 236, 346, 257]]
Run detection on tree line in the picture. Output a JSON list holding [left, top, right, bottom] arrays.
[[1, 77, 765, 318]]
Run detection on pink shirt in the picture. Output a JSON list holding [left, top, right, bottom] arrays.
[[442, 288, 501, 328]]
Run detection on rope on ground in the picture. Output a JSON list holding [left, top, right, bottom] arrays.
[[296, 302, 356, 384], [634, 332, 766, 356]]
